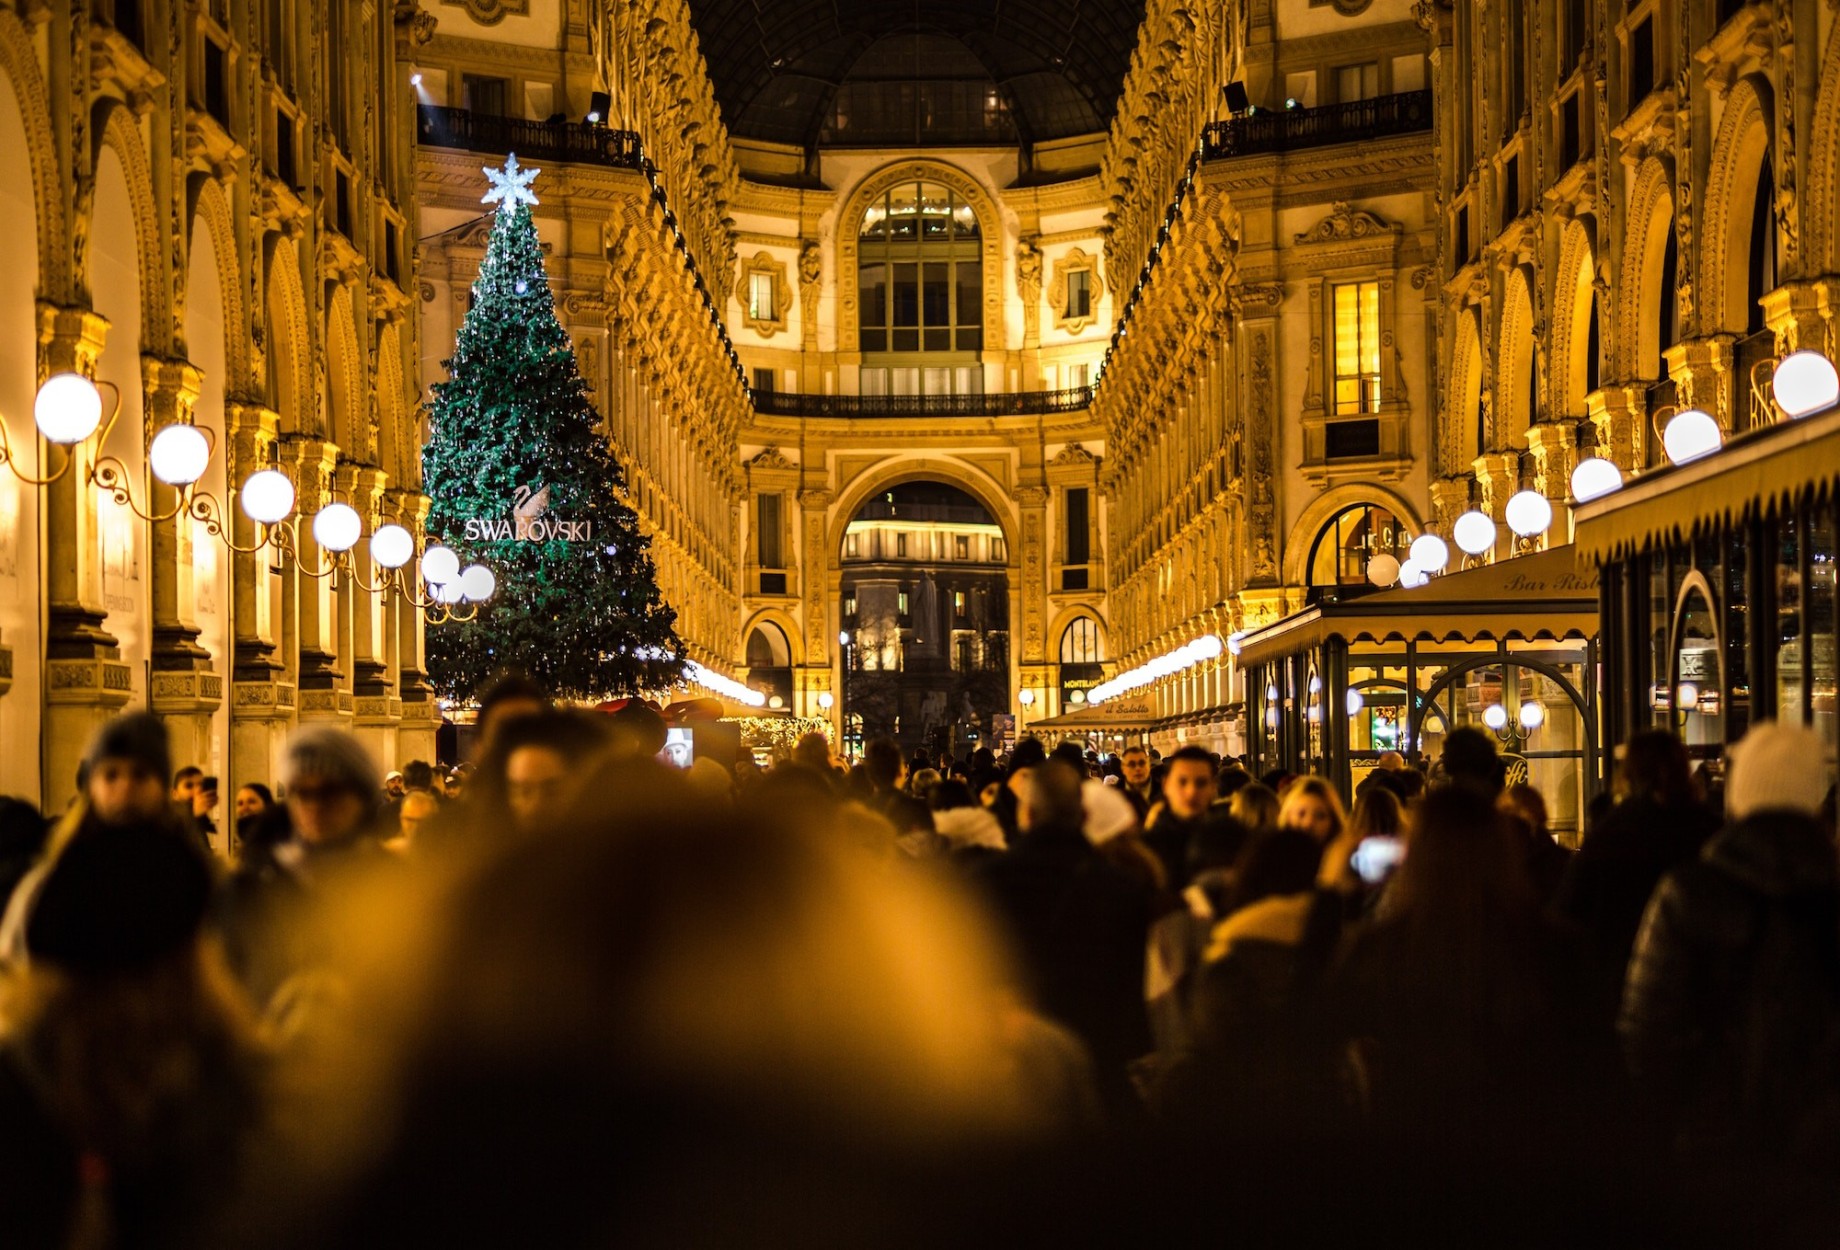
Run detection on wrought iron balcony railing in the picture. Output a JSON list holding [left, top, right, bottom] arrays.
[[751, 387, 1093, 418], [417, 105, 644, 170], [1202, 89, 1433, 161]]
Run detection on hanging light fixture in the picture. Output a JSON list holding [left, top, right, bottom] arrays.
[[1569, 457, 1624, 503], [1771, 350, 1840, 419], [1453, 509, 1497, 558], [1662, 409, 1722, 464], [1409, 533, 1451, 575], [1505, 490, 1553, 548]]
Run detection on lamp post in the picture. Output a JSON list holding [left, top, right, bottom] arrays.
[[837, 629, 852, 760]]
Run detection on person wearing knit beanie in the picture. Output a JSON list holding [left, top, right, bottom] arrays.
[[24, 819, 213, 975], [81, 711, 174, 826], [1723, 720, 1830, 821]]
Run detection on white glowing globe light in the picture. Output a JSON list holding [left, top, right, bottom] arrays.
[[1018, 687, 1035, 706], [1346, 688, 1365, 717], [817, 691, 834, 710], [421, 544, 461, 586], [1772, 350, 1840, 419], [1308, 674, 1323, 694], [148, 423, 211, 486], [1483, 703, 1509, 732], [1398, 560, 1428, 589], [1505, 490, 1553, 538], [1366, 552, 1401, 587], [1409, 533, 1451, 574], [458, 563, 496, 602], [1192, 633, 1224, 661], [1266, 684, 1279, 701], [1570, 457, 1624, 503], [34, 372, 104, 444], [369, 524, 415, 570], [1663, 409, 1723, 465], [436, 578, 466, 605], [1677, 681, 1700, 710], [1519, 700, 1546, 731], [1227, 632, 1243, 657], [240, 469, 296, 525], [312, 502, 362, 553], [1070, 689, 1085, 704], [1453, 510, 1497, 556]]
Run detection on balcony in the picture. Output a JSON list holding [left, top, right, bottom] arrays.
[[751, 386, 1092, 418], [417, 105, 644, 170], [1202, 90, 1433, 161]]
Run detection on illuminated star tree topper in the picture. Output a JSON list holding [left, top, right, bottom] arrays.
[[482, 152, 540, 214]]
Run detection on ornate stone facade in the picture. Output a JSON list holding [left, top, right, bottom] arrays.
[[0, 0, 434, 810], [1427, 0, 1840, 553]]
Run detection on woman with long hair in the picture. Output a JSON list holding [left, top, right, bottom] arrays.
[[1330, 786, 1609, 1153]]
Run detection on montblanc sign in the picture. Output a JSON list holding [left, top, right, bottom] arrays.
[[463, 484, 593, 542]]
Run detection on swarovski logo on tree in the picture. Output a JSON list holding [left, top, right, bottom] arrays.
[[422, 154, 684, 701]]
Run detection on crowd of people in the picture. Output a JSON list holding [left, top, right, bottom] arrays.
[[1, 674, 1838, 1245]]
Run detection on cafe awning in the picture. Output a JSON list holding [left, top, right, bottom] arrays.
[[1236, 544, 1600, 668], [1575, 405, 1840, 562], [1028, 704, 1160, 733]]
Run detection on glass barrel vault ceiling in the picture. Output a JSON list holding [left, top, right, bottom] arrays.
[[685, 3, 1150, 148]]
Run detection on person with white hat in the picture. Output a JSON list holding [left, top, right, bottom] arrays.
[[1619, 720, 1840, 1166]]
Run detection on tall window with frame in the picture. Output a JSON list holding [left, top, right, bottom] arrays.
[[858, 181, 982, 394], [757, 493, 783, 570], [1333, 281, 1382, 415], [1336, 62, 1379, 103], [1064, 268, 1092, 321], [748, 270, 776, 323]]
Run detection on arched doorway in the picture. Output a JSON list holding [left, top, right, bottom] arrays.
[[839, 480, 1008, 758], [743, 621, 794, 710], [1305, 502, 1412, 602]]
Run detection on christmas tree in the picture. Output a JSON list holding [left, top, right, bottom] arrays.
[[422, 154, 684, 701]]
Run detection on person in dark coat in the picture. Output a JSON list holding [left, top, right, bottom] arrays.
[[1330, 786, 1613, 1154], [972, 759, 1156, 1111], [0, 779, 264, 1250], [1620, 720, 1840, 1168], [1555, 730, 1719, 1019], [1143, 745, 1217, 891]]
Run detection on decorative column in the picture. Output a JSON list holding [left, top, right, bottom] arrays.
[[38, 306, 131, 805], [1663, 335, 1739, 430], [142, 357, 221, 769], [226, 401, 294, 793], [389, 487, 439, 764], [1428, 476, 1472, 534], [1472, 452, 1521, 555], [1586, 385, 1646, 474], [280, 436, 348, 726], [1760, 278, 1840, 360], [797, 487, 835, 740], [341, 464, 394, 764], [1016, 484, 1050, 715]]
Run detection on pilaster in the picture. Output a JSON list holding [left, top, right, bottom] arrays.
[[1586, 385, 1646, 474], [1428, 476, 1472, 535], [1525, 421, 1578, 504], [1760, 278, 1840, 360], [1473, 451, 1521, 554], [1663, 334, 1740, 430], [226, 402, 283, 676], [142, 356, 211, 670], [337, 463, 391, 696], [279, 436, 342, 699]]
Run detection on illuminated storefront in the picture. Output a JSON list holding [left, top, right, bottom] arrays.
[[1579, 403, 1840, 771], [1236, 547, 1601, 835]]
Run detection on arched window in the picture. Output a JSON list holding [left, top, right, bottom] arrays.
[[1060, 617, 1102, 665], [1307, 504, 1411, 593], [745, 623, 793, 709], [1059, 617, 1104, 707], [858, 181, 982, 375]]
